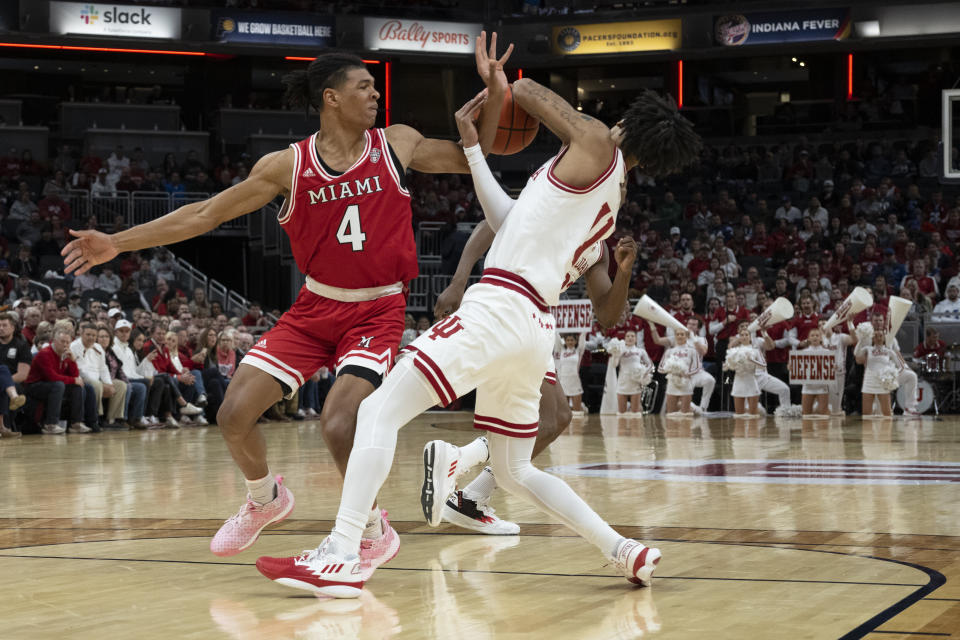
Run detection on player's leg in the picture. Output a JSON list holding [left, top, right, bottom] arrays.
[[444, 379, 570, 535], [254, 355, 450, 597], [487, 432, 660, 586], [760, 372, 791, 409], [318, 373, 376, 476]]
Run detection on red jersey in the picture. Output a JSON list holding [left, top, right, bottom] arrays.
[[712, 305, 750, 340], [281, 129, 416, 289], [764, 321, 790, 364], [25, 346, 79, 385], [792, 312, 820, 341], [672, 310, 705, 334], [914, 340, 946, 360]]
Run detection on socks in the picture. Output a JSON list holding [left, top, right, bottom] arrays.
[[363, 506, 383, 540], [463, 466, 498, 501], [457, 437, 489, 476], [245, 473, 277, 505]]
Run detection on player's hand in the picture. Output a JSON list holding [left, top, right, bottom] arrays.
[[62, 229, 119, 275], [455, 89, 486, 148], [434, 282, 466, 320], [614, 236, 638, 273], [475, 31, 513, 95]]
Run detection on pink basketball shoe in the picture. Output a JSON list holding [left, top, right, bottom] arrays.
[[210, 475, 295, 557], [359, 510, 400, 580]]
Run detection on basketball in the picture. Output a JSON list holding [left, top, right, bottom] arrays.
[[489, 86, 539, 155]]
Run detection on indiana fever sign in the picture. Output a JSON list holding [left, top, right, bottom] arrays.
[[715, 8, 850, 46], [364, 17, 482, 54]]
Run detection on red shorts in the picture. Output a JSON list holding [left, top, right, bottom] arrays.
[[241, 286, 406, 396]]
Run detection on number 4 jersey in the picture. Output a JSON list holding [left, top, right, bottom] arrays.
[[279, 128, 418, 289]]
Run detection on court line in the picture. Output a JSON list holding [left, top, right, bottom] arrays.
[[923, 597, 960, 601], [0, 552, 929, 587], [867, 632, 951, 636]]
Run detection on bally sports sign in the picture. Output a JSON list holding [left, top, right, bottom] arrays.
[[364, 17, 482, 54], [50, 1, 181, 39]]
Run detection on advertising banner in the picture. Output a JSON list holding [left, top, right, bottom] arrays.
[[552, 19, 681, 55], [551, 300, 595, 334], [715, 8, 850, 46], [364, 17, 481, 54], [788, 349, 837, 385], [211, 10, 334, 47], [49, 1, 181, 39]]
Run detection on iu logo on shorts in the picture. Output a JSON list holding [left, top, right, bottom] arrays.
[[358, 336, 374, 348], [429, 316, 464, 341]]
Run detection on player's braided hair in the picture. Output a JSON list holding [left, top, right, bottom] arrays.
[[282, 52, 367, 114], [620, 90, 701, 177]]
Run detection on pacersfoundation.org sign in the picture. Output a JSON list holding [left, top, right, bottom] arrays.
[[552, 19, 681, 55]]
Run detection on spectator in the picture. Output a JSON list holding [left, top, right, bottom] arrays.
[[150, 249, 178, 282], [774, 196, 801, 224], [162, 172, 185, 196], [16, 212, 43, 247], [931, 283, 960, 321], [24, 326, 97, 434], [90, 168, 116, 197], [241, 302, 269, 329], [200, 328, 242, 422], [10, 245, 38, 280], [21, 305, 40, 344], [36, 188, 71, 222], [151, 331, 206, 423], [96, 265, 122, 294], [114, 323, 168, 428], [7, 191, 37, 222], [71, 322, 125, 430], [72, 267, 99, 294], [97, 325, 147, 428], [0, 312, 28, 436]]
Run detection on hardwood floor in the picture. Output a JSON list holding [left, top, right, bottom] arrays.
[[1, 413, 958, 639]]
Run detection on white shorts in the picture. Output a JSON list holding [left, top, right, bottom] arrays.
[[403, 276, 555, 439]]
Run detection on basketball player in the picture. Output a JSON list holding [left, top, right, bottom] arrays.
[[648, 317, 714, 415], [254, 69, 700, 595], [62, 34, 513, 567], [426, 219, 640, 535]]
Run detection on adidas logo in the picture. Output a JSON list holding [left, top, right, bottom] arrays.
[[302, 167, 316, 178]]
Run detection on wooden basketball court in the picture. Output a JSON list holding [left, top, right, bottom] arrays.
[[2, 413, 959, 639]]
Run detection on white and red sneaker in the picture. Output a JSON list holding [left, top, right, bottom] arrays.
[[256, 540, 363, 598], [359, 510, 400, 580], [442, 491, 520, 535], [210, 475, 294, 557], [613, 539, 661, 587], [421, 440, 461, 527]]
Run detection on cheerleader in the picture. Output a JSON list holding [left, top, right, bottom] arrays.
[[648, 317, 715, 415], [825, 319, 857, 416], [616, 330, 654, 414], [556, 333, 586, 414], [659, 327, 700, 414], [725, 323, 766, 416], [798, 326, 830, 417], [855, 324, 898, 417]]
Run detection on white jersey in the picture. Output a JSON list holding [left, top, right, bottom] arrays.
[[750, 336, 769, 371], [616, 345, 654, 395], [862, 345, 901, 394], [668, 335, 706, 370], [828, 332, 853, 371], [484, 146, 625, 306]]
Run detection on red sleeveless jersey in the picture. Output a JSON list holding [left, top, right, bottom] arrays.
[[279, 128, 417, 289]]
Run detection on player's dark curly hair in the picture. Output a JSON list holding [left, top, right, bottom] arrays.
[[282, 52, 367, 114], [620, 90, 701, 177]]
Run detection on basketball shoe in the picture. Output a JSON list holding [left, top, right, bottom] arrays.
[[612, 539, 661, 587], [359, 510, 400, 580], [256, 537, 363, 598], [442, 490, 520, 535], [210, 475, 294, 557], [421, 440, 462, 526]]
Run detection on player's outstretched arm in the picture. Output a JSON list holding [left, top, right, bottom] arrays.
[[433, 220, 495, 319], [63, 150, 290, 275], [584, 236, 637, 328], [387, 31, 511, 175]]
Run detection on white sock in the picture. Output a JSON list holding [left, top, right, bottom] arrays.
[[457, 436, 489, 476], [612, 536, 628, 560], [462, 466, 498, 501], [245, 473, 276, 505], [363, 506, 383, 540]]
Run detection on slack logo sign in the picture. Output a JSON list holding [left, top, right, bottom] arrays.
[[83, 4, 153, 25]]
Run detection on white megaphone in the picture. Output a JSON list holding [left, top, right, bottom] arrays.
[[632, 295, 687, 334], [823, 286, 874, 331], [747, 296, 794, 332], [886, 295, 912, 346]]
